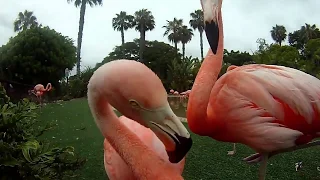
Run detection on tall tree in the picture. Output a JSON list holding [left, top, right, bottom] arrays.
[[163, 18, 183, 52], [288, 23, 320, 53], [67, 0, 103, 76], [112, 11, 134, 45], [13, 10, 39, 32], [189, 9, 204, 60], [0, 26, 76, 86], [301, 23, 320, 41], [178, 25, 193, 58], [270, 25, 287, 46], [133, 9, 155, 63]]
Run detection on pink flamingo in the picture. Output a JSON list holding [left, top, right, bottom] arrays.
[[169, 89, 175, 94], [173, 91, 179, 95], [104, 116, 186, 179], [187, 0, 320, 179], [87, 60, 192, 179], [32, 83, 52, 105], [180, 90, 192, 99]]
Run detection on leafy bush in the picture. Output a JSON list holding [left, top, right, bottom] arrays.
[[68, 67, 95, 98], [0, 83, 85, 179], [0, 26, 76, 86]]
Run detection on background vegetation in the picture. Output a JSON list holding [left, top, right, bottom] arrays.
[[1, 8, 320, 101], [0, 2, 320, 179]]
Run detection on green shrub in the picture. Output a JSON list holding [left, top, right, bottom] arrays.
[[68, 67, 94, 99], [0, 83, 85, 179]]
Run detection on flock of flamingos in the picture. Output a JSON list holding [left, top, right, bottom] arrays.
[[26, 0, 320, 179]]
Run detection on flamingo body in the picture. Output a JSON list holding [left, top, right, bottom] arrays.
[[104, 116, 185, 180], [188, 0, 320, 179], [34, 83, 52, 92], [31, 83, 52, 105], [198, 64, 320, 152]]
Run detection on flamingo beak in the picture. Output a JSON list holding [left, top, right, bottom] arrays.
[[151, 118, 193, 163], [140, 103, 193, 163], [201, 0, 220, 54]]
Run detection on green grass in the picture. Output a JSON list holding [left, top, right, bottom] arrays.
[[37, 98, 320, 180]]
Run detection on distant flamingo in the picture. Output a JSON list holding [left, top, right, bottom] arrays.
[[32, 83, 52, 105], [170, 89, 175, 94], [180, 90, 191, 99], [87, 60, 192, 179], [173, 91, 179, 95], [187, 0, 320, 180], [104, 116, 186, 179]]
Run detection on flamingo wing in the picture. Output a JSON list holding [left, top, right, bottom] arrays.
[[208, 64, 320, 152]]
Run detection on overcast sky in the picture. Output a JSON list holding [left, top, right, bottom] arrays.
[[1, 0, 320, 75]]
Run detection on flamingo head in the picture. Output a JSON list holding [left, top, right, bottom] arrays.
[[201, 0, 222, 54], [88, 60, 192, 163]]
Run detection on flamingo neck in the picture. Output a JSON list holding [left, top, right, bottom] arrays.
[[187, 9, 224, 136], [45, 83, 52, 91], [88, 95, 183, 179]]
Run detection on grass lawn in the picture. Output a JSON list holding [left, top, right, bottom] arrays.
[[37, 98, 320, 180]]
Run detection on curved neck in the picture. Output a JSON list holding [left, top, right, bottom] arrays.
[[45, 83, 52, 91], [88, 94, 183, 179], [187, 9, 224, 135]]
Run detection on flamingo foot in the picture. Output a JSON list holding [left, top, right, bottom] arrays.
[[227, 143, 236, 155], [269, 140, 320, 157], [227, 150, 235, 155], [243, 153, 262, 164], [244, 140, 320, 164]]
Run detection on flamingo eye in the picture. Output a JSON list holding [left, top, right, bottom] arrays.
[[129, 100, 140, 109]]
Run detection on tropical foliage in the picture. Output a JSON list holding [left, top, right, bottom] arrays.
[[0, 26, 76, 95], [0, 83, 85, 179], [13, 10, 39, 32], [1, 8, 320, 100]]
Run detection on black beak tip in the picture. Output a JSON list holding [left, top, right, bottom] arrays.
[[167, 134, 193, 163], [204, 20, 219, 54]]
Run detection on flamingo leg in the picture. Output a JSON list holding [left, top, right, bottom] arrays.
[[244, 140, 320, 164], [39, 96, 42, 110], [258, 153, 269, 180], [269, 140, 320, 157], [227, 143, 236, 155]]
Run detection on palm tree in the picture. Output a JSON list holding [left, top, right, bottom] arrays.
[[133, 9, 155, 63], [189, 10, 204, 60], [178, 25, 193, 58], [270, 25, 287, 46], [301, 23, 320, 41], [112, 11, 134, 45], [163, 18, 183, 52], [67, 0, 103, 76], [13, 10, 39, 32]]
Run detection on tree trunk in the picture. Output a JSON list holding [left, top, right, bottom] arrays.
[[199, 30, 204, 60], [121, 28, 125, 45], [139, 26, 145, 63], [76, 1, 87, 76], [182, 43, 185, 58]]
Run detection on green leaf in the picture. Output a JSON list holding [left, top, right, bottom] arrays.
[[21, 140, 40, 162], [1, 156, 20, 167]]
